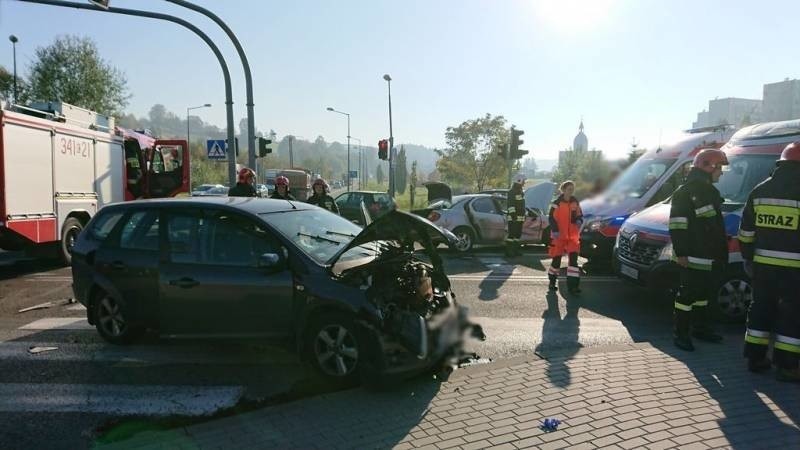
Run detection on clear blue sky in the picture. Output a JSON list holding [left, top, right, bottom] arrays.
[[1, 0, 798, 159]]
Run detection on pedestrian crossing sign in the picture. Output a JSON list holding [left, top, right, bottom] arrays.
[[206, 139, 227, 160]]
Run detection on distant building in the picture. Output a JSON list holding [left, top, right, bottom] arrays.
[[692, 97, 761, 128], [762, 78, 800, 122], [559, 120, 602, 164]]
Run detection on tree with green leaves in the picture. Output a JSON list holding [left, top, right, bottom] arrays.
[[436, 113, 509, 192], [0, 65, 29, 104], [376, 164, 385, 185], [27, 36, 130, 115], [409, 160, 418, 209]]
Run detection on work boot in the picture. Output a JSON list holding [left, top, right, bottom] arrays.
[[692, 328, 723, 343], [747, 357, 772, 373], [548, 275, 558, 292], [776, 367, 800, 383], [674, 334, 695, 352]]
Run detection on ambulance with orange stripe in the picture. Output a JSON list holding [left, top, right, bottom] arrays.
[[615, 119, 800, 321], [0, 101, 189, 264]]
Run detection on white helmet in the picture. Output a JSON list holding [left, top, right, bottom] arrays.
[[514, 173, 527, 184]]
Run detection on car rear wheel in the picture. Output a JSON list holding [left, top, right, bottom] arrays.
[[94, 294, 142, 345], [306, 313, 363, 383], [715, 271, 752, 323], [453, 227, 475, 253]]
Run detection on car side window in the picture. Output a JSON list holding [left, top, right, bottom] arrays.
[[347, 193, 363, 206], [336, 193, 350, 206], [206, 213, 278, 267], [472, 197, 497, 214], [119, 210, 160, 251], [166, 211, 205, 263], [649, 162, 691, 206], [88, 211, 124, 241]]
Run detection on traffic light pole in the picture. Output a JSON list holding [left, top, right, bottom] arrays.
[[385, 76, 395, 197], [18, 0, 239, 186], [507, 126, 514, 188]]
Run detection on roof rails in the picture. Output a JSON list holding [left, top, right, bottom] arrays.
[[684, 124, 734, 134], [13, 101, 114, 132]]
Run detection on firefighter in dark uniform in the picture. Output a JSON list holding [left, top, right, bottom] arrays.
[[505, 173, 526, 257], [739, 142, 800, 381], [668, 149, 728, 351], [227, 167, 257, 197], [270, 175, 296, 200], [307, 178, 340, 214]]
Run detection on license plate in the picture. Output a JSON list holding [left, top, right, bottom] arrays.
[[620, 264, 638, 280]]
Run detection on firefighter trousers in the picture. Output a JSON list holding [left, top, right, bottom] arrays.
[[674, 263, 722, 337], [505, 220, 523, 255], [744, 264, 800, 369], [549, 252, 580, 290]]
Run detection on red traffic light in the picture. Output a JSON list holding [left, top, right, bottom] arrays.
[[378, 139, 389, 160]]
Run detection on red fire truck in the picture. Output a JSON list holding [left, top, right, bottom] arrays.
[[0, 101, 189, 264]]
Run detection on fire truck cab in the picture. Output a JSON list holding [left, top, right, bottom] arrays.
[[0, 101, 189, 263]]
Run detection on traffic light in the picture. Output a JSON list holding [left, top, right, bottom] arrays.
[[510, 128, 528, 159], [257, 137, 273, 157], [378, 139, 389, 160], [497, 143, 508, 159]]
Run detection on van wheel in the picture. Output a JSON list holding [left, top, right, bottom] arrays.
[[93, 293, 142, 345], [305, 313, 363, 384], [715, 271, 752, 323], [60, 217, 83, 266]]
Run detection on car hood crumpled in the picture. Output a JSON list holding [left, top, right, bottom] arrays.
[[329, 210, 459, 266]]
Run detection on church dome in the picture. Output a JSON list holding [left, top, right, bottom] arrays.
[[573, 120, 588, 152]]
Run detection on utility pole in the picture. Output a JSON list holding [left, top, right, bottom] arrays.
[[384, 74, 395, 197]]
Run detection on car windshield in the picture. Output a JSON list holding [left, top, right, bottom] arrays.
[[605, 158, 677, 199], [716, 154, 777, 206], [261, 209, 363, 265], [194, 185, 215, 192]]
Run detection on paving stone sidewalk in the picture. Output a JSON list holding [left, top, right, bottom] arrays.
[[97, 337, 800, 450]]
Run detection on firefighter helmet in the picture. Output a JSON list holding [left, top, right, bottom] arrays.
[[780, 141, 800, 162], [313, 177, 329, 190], [692, 149, 729, 173], [237, 167, 255, 183], [275, 175, 290, 187]]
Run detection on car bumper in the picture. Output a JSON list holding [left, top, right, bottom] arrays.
[[580, 231, 615, 260], [613, 247, 679, 290]]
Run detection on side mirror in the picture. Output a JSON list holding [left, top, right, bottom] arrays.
[[258, 253, 283, 270]]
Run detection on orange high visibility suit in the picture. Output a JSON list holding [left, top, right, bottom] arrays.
[[548, 195, 583, 257]]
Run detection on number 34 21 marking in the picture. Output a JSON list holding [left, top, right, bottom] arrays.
[[59, 137, 91, 158]]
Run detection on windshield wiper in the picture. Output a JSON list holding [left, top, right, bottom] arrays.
[[297, 232, 340, 245], [326, 230, 357, 238]]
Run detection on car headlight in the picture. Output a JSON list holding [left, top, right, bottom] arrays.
[[658, 242, 673, 261], [615, 228, 624, 248]]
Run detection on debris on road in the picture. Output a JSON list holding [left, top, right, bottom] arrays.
[[17, 298, 74, 313], [541, 418, 561, 432], [28, 346, 59, 355]]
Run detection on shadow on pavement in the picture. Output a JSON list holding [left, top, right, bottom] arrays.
[[478, 268, 513, 301], [534, 291, 582, 388]]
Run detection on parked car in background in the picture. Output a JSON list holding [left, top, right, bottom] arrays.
[[614, 119, 799, 322], [413, 182, 556, 252], [70, 198, 478, 382], [191, 184, 225, 196], [335, 191, 396, 225]]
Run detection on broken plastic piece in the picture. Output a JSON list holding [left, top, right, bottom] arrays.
[[541, 418, 561, 432], [28, 346, 58, 355]]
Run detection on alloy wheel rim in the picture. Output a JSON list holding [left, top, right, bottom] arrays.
[[98, 297, 127, 337], [456, 232, 471, 251], [717, 278, 752, 319], [314, 325, 358, 377], [65, 227, 80, 254]]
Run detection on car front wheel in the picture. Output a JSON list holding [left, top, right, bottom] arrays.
[[453, 227, 475, 252], [715, 271, 752, 323], [306, 313, 363, 383]]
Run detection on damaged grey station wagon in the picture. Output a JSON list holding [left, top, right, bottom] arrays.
[[70, 197, 483, 382]]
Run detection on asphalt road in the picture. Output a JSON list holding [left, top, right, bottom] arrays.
[[0, 247, 686, 448]]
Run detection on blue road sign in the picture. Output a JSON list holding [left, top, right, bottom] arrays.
[[206, 140, 227, 160], [349, 170, 358, 179]]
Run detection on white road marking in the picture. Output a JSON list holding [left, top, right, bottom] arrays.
[[0, 383, 244, 416], [19, 318, 93, 331], [67, 303, 86, 311], [449, 275, 619, 282]]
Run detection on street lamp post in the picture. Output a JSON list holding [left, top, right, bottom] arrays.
[[383, 74, 394, 197], [186, 103, 212, 149], [351, 137, 362, 189], [326, 107, 351, 192], [8, 35, 18, 104], [17, 0, 239, 186]]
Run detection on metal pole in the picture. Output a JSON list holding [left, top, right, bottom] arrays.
[[9, 36, 18, 104], [289, 136, 293, 168], [165, 0, 257, 176], [17, 0, 238, 186], [346, 113, 351, 192], [507, 126, 513, 188], [385, 76, 395, 197]]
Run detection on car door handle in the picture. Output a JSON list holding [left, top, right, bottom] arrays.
[[169, 278, 199, 288]]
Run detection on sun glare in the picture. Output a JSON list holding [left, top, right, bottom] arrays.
[[532, 0, 619, 33]]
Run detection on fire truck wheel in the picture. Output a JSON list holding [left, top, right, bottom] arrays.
[[60, 217, 83, 266]]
